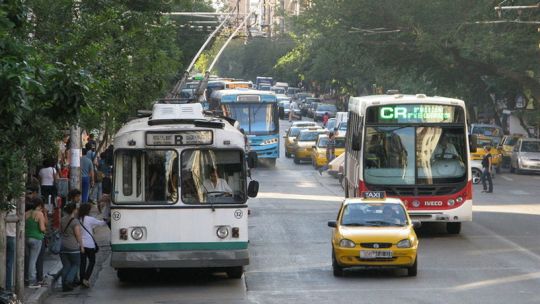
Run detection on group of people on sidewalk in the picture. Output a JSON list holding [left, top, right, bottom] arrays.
[[3, 132, 114, 294]]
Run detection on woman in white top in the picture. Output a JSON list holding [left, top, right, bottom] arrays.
[[38, 160, 58, 204], [77, 204, 107, 288]]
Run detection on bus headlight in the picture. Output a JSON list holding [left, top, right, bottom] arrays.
[[131, 227, 144, 240], [216, 226, 229, 239], [261, 138, 278, 145], [339, 239, 356, 248], [397, 239, 412, 248], [447, 199, 455, 206], [456, 197, 463, 203]]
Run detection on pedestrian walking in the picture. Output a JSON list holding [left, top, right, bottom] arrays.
[[319, 132, 336, 175], [24, 197, 47, 288], [322, 112, 329, 126], [289, 100, 297, 122], [35, 200, 49, 287], [60, 203, 84, 292], [38, 159, 58, 205], [80, 148, 95, 203], [78, 204, 107, 288], [481, 145, 493, 193]]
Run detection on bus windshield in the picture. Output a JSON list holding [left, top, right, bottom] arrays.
[[222, 103, 277, 135], [364, 126, 467, 185], [181, 149, 246, 204]]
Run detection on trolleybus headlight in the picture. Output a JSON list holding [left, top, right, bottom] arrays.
[[120, 228, 128, 240], [131, 227, 144, 240], [412, 200, 420, 208], [447, 199, 455, 206], [456, 197, 463, 203], [216, 226, 229, 239], [397, 239, 412, 248], [339, 239, 356, 248]]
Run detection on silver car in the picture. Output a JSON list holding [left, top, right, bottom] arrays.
[[510, 138, 540, 174]]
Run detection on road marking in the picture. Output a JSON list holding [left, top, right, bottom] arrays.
[[509, 190, 530, 195], [473, 204, 540, 215], [452, 271, 540, 292], [501, 175, 513, 181], [257, 192, 343, 202]]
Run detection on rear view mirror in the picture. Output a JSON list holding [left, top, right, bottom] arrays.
[[247, 151, 258, 169], [312, 145, 316, 149], [469, 134, 477, 153], [412, 221, 422, 229], [327, 220, 337, 228], [247, 180, 259, 198]]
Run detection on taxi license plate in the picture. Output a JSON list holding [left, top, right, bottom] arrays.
[[360, 250, 393, 259]]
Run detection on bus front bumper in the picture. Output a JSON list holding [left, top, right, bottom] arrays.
[[408, 200, 472, 223], [111, 249, 249, 269]]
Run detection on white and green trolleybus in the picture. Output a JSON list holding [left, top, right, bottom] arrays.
[[110, 103, 259, 280]]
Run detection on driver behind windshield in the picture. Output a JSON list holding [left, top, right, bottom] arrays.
[[203, 167, 233, 196], [432, 134, 459, 160]]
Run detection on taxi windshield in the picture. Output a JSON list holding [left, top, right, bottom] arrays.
[[341, 203, 408, 227], [289, 127, 302, 137], [298, 131, 323, 141]]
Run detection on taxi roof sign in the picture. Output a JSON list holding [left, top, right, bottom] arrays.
[[361, 191, 386, 200]]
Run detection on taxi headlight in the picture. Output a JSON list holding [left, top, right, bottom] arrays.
[[216, 226, 229, 239], [131, 227, 144, 240], [397, 239, 412, 248], [339, 239, 356, 248]]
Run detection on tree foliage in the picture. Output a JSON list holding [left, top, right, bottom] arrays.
[[0, 0, 213, 208], [277, 0, 540, 124]]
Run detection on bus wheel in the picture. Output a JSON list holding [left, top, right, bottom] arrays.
[[447, 222, 461, 234], [407, 256, 418, 277], [117, 269, 131, 282], [226, 266, 244, 279]]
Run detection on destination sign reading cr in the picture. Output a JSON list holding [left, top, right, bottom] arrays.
[[146, 131, 213, 146], [237, 95, 261, 102], [366, 104, 463, 124]]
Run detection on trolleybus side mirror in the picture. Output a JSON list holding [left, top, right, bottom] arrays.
[[469, 134, 477, 153], [352, 134, 362, 151], [247, 151, 258, 169], [327, 220, 337, 228], [247, 180, 259, 198]]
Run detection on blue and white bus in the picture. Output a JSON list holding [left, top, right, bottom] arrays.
[[212, 89, 280, 167]]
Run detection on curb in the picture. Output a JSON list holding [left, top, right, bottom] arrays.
[[25, 261, 62, 304]]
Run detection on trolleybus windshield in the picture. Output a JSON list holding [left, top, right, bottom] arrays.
[[180, 149, 247, 204]]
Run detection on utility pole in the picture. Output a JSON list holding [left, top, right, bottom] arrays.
[[15, 189, 25, 298], [70, 125, 81, 191]]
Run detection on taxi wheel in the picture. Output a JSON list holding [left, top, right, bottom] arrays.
[[332, 251, 345, 277], [495, 165, 501, 174], [510, 164, 515, 173], [294, 156, 300, 164], [447, 222, 461, 234], [407, 256, 418, 277], [226, 266, 244, 279]]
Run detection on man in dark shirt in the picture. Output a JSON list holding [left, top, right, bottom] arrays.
[[481, 145, 493, 193]]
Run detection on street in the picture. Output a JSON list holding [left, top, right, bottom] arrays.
[[44, 119, 540, 304]]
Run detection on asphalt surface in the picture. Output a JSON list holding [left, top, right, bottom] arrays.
[[46, 119, 540, 304]]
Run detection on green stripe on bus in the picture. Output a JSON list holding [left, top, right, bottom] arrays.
[[111, 242, 248, 252]]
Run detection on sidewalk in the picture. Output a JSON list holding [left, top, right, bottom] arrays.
[[24, 204, 110, 304]]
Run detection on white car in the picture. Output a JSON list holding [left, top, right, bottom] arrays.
[[510, 138, 540, 174]]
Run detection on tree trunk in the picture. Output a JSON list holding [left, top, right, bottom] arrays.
[[15, 190, 25, 298]]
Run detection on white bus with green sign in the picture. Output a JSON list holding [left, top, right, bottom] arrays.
[[111, 103, 259, 280], [344, 94, 476, 234]]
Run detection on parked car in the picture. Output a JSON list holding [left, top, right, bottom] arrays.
[[510, 138, 540, 174], [313, 103, 337, 122]]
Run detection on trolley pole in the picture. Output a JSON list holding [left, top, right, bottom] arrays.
[[70, 125, 81, 191]]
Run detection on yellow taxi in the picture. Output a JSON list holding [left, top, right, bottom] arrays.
[[310, 134, 346, 169], [499, 134, 524, 166], [328, 191, 419, 277], [293, 129, 327, 164], [471, 135, 503, 173], [283, 123, 319, 158]]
